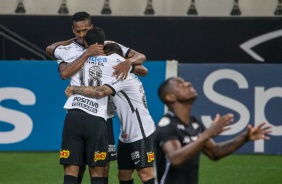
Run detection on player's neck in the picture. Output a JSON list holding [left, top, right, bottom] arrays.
[[169, 103, 191, 125]]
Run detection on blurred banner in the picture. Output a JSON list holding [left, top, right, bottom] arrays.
[[1, 16, 282, 63], [1, 61, 281, 154], [0, 60, 176, 151], [178, 64, 282, 154]]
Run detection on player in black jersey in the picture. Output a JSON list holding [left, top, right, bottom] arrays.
[[154, 77, 272, 184]]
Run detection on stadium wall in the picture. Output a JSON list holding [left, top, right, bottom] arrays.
[[0, 15, 282, 63], [0, 61, 281, 154]]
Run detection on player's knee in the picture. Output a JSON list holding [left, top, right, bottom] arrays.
[[137, 167, 154, 182], [103, 163, 110, 177], [118, 170, 134, 181], [64, 165, 80, 176]]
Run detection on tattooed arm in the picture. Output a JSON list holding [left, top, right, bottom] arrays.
[[65, 85, 113, 98]]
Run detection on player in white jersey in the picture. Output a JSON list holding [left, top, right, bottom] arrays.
[[65, 28, 155, 184], [46, 12, 147, 184]]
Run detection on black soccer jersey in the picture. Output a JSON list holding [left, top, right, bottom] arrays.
[[155, 111, 206, 184]]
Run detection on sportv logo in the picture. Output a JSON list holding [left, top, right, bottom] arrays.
[[201, 69, 282, 152], [0, 87, 35, 144]]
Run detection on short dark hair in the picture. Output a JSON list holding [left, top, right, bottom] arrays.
[[158, 77, 175, 104], [104, 43, 123, 56], [85, 27, 105, 45], [71, 11, 91, 25]]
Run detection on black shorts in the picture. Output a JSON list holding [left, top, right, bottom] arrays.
[[60, 109, 108, 167], [117, 132, 155, 170], [106, 118, 117, 161]]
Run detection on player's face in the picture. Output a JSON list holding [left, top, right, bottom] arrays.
[[171, 77, 197, 102], [72, 19, 93, 44]]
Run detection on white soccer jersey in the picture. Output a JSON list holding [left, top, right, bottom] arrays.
[[54, 40, 129, 120], [54, 40, 155, 142], [108, 75, 156, 143]]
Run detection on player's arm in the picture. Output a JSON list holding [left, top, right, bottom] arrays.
[[202, 122, 272, 161], [113, 49, 147, 80], [65, 85, 113, 98], [131, 65, 148, 77], [162, 114, 233, 167], [45, 38, 75, 56], [58, 44, 103, 80]]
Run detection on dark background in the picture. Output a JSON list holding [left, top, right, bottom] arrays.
[[0, 15, 281, 63]]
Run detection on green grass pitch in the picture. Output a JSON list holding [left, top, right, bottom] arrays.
[[0, 152, 281, 184]]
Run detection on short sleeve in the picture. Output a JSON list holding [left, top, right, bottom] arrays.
[[155, 117, 178, 148]]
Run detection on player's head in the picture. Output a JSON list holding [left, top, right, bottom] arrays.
[[85, 27, 105, 46], [103, 43, 123, 56], [158, 77, 197, 106], [71, 11, 93, 44], [158, 77, 175, 104]]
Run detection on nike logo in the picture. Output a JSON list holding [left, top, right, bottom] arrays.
[[134, 160, 140, 165], [111, 153, 116, 156]]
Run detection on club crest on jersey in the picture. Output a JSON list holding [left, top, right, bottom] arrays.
[[60, 149, 70, 158], [158, 117, 170, 127]]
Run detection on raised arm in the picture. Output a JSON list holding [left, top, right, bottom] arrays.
[[65, 85, 113, 98], [113, 49, 147, 80], [131, 65, 148, 77], [202, 122, 272, 161], [45, 38, 75, 56], [58, 45, 101, 79], [162, 114, 234, 167], [58, 44, 103, 80]]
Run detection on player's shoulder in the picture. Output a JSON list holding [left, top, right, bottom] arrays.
[[106, 53, 125, 61], [56, 42, 84, 51], [157, 114, 175, 128]]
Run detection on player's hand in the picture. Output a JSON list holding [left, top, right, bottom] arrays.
[[205, 113, 234, 138], [86, 43, 104, 56], [112, 59, 131, 80], [247, 122, 272, 141], [65, 85, 73, 98]]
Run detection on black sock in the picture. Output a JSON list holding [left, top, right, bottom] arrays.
[[103, 177, 109, 184], [77, 165, 86, 184], [76, 174, 83, 184], [143, 178, 155, 184], [91, 177, 104, 184], [119, 179, 134, 184], [64, 175, 77, 184]]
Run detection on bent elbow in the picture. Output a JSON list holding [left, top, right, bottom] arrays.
[[142, 54, 147, 62], [60, 72, 69, 80], [46, 46, 53, 56], [141, 68, 148, 77]]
